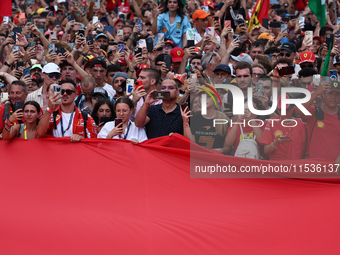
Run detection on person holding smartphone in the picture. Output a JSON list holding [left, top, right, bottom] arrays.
[[2, 101, 40, 140], [97, 97, 147, 144], [91, 99, 115, 133], [261, 95, 307, 160]]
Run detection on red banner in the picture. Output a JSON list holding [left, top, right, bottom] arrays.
[[0, 135, 339, 254]]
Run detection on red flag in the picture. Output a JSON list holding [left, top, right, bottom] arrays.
[[0, 0, 12, 21], [248, 0, 269, 30]]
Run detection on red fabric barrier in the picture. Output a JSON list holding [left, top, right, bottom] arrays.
[[0, 135, 339, 254]]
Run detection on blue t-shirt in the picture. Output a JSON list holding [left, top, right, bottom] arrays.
[[154, 12, 191, 48]]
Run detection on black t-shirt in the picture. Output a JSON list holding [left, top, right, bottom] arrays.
[[190, 113, 225, 150]]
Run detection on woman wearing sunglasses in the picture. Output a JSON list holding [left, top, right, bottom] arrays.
[[97, 97, 148, 144], [2, 101, 41, 140]]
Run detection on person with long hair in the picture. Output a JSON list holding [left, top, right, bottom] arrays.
[[151, 0, 191, 48], [91, 99, 116, 133], [97, 97, 147, 144], [2, 101, 41, 140]]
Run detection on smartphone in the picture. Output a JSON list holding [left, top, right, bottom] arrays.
[[305, 30, 313, 46], [16, 61, 24, 70], [146, 37, 153, 52], [153, 91, 171, 99], [53, 85, 62, 103], [136, 18, 143, 31], [330, 70, 338, 80], [207, 27, 215, 36], [68, 16, 75, 21], [55, 19, 61, 26], [214, 16, 219, 21], [281, 24, 287, 32], [262, 18, 268, 29], [190, 73, 197, 79], [23, 68, 31, 77], [158, 33, 165, 42], [278, 66, 295, 76], [187, 40, 195, 47], [117, 43, 124, 53], [255, 82, 263, 96], [270, 22, 281, 28], [38, 28, 44, 34], [100, 116, 110, 124], [126, 78, 135, 95], [12, 46, 19, 51], [95, 0, 101, 9], [19, 13, 26, 20], [281, 37, 288, 44], [92, 16, 98, 25], [56, 48, 66, 55], [313, 74, 321, 87], [202, 6, 209, 14], [28, 41, 36, 50], [49, 12, 54, 17], [299, 16, 305, 27], [50, 31, 57, 40], [280, 135, 291, 141], [15, 101, 23, 112], [135, 80, 144, 90], [117, 29, 123, 36], [233, 34, 239, 40], [87, 35, 93, 45], [225, 20, 231, 28], [10, 31, 16, 43], [1, 92, 8, 103], [68, 43, 74, 49], [3, 17, 10, 24], [104, 26, 114, 33], [326, 34, 334, 50], [134, 47, 142, 56], [138, 39, 146, 48], [115, 118, 123, 127], [164, 55, 172, 71], [48, 44, 55, 54], [337, 17, 340, 25]]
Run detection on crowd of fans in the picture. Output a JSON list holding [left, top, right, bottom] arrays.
[[0, 0, 339, 163]]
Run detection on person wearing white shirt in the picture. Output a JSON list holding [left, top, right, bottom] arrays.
[[98, 97, 148, 144]]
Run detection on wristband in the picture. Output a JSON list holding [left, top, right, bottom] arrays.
[[4, 125, 11, 132], [46, 107, 53, 114], [4, 62, 11, 68], [5, 119, 14, 127], [271, 142, 278, 149], [128, 68, 134, 72]]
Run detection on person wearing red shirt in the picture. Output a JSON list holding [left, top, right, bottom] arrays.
[[298, 81, 340, 163], [37, 79, 97, 142], [261, 95, 307, 160]]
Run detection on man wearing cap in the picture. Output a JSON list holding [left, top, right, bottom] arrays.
[[91, 87, 109, 107], [170, 47, 184, 74], [299, 51, 317, 71], [31, 64, 43, 77], [230, 53, 253, 76], [37, 78, 97, 142], [163, 40, 175, 55], [298, 80, 340, 163], [112, 72, 129, 98], [213, 64, 232, 84], [95, 33, 108, 48], [279, 42, 300, 79], [114, 19, 125, 34], [26, 63, 61, 109], [330, 56, 340, 71], [89, 57, 116, 98], [187, 10, 220, 48]]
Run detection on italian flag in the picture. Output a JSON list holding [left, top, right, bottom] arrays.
[[308, 0, 327, 28]]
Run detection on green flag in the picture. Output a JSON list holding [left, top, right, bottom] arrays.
[[321, 43, 332, 76], [309, 0, 327, 28]]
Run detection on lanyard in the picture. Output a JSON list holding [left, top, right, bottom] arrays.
[[24, 125, 38, 140], [119, 122, 131, 140], [60, 111, 75, 137]]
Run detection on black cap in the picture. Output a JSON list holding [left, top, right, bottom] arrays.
[[91, 87, 108, 98], [89, 57, 107, 69], [281, 42, 297, 53]]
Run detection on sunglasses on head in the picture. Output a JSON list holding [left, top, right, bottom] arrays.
[[61, 89, 75, 95], [48, 73, 61, 79], [93, 95, 104, 100]]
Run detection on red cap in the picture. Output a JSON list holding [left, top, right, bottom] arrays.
[[165, 40, 174, 45], [118, 55, 133, 65], [313, 36, 322, 44], [44, 30, 51, 36], [202, 0, 215, 8], [170, 47, 184, 62], [299, 51, 316, 64], [136, 64, 150, 77], [114, 18, 124, 26], [171, 75, 184, 84], [57, 31, 64, 36]]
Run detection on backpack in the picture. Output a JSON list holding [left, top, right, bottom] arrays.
[[234, 125, 261, 159]]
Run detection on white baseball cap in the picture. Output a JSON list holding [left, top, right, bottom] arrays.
[[42, 63, 61, 74], [231, 53, 253, 65]]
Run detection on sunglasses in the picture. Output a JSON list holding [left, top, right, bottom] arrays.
[[48, 73, 61, 79], [93, 95, 104, 100], [271, 54, 279, 59], [280, 52, 291, 58], [163, 46, 173, 50], [161, 86, 176, 90], [300, 64, 314, 69], [61, 89, 75, 95]]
